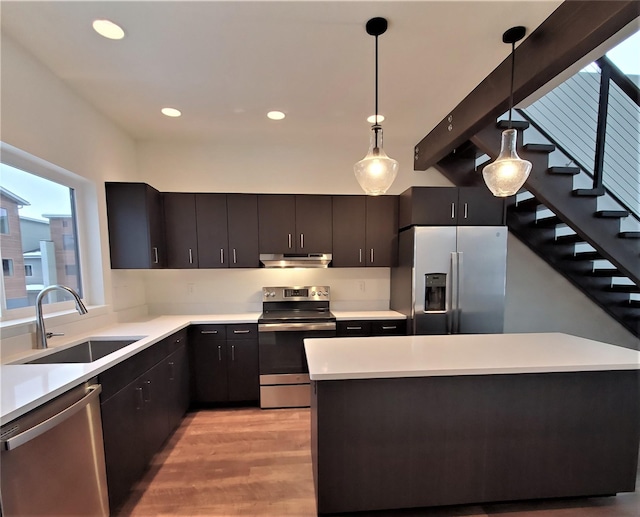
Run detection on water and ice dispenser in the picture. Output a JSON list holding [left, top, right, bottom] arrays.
[[424, 273, 446, 313]]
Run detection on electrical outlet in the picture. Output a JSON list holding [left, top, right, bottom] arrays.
[[358, 281, 366, 292], [187, 283, 195, 295]]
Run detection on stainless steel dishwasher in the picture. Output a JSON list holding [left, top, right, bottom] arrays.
[[0, 382, 109, 516]]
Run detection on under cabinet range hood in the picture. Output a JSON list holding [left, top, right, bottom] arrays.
[[260, 253, 332, 268]]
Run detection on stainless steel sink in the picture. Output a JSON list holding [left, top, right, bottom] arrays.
[[27, 338, 141, 364]]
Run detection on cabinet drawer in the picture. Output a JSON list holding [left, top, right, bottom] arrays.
[[190, 324, 226, 341], [226, 324, 258, 340], [337, 321, 371, 337], [370, 320, 406, 336]]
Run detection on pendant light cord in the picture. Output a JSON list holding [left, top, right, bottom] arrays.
[[374, 33, 379, 148], [508, 40, 515, 129]]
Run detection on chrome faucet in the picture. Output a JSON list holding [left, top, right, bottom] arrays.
[[35, 285, 88, 349]]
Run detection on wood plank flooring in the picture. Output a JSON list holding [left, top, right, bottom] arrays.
[[117, 408, 639, 517]]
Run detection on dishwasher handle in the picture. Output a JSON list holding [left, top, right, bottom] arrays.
[[1, 384, 102, 451]]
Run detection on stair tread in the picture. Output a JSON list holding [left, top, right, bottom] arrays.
[[497, 120, 529, 130], [607, 284, 640, 293], [595, 210, 629, 218], [572, 188, 606, 197], [554, 234, 584, 244], [568, 251, 602, 261], [513, 197, 544, 212], [524, 143, 556, 153], [588, 269, 627, 277], [619, 231, 640, 239], [533, 216, 565, 228], [548, 166, 580, 175]]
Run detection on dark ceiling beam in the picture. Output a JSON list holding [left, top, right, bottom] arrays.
[[414, 0, 640, 171]]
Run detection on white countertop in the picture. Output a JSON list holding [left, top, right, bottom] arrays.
[[304, 332, 640, 381], [0, 310, 404, 425]]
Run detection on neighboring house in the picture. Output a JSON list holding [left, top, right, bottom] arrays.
[[0, 187, 29, 308], [44, 214, 79, 292]]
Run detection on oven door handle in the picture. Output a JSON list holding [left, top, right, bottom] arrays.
[[258, 322, 336, 332]]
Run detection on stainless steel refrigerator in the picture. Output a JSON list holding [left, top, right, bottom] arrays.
[[390, 226, 507, 334]]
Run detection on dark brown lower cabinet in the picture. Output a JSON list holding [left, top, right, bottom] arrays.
[[190, 324, 259, 404], [311, 370, 640, 515], [99, 331, 189, 512], [336, 319, 407, 337]]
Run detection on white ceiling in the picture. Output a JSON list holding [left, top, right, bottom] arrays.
[[1, 1, 563, 163]]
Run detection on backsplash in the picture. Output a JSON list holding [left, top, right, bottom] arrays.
[[142, 267, 391, 314]]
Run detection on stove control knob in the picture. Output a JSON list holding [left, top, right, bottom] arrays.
[[311, 291, 316, 296], [322, 291, 328, 296]]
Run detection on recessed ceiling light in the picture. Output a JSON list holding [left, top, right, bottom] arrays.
[[367, 114, 385, 124], [267, 111, 286, 120], [92, 19, 125, 40], [161, 107, 182, 118]]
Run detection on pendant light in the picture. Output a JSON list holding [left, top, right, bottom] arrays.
[[354, 17, 399, 196], [482, 26, 532, 197]]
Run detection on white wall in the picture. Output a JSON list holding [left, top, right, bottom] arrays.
[[2, 33, 637, 356]]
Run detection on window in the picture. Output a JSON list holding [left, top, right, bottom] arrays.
[[0, 160, 83, 311], [0, 208, 8, 234], [2, 259, 14, 277]]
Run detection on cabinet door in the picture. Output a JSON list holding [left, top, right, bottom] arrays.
[[370, 319, 407, 336], [227, 194, 260, 268], [365, 196, 398, 267], [258, 195, 296, 254], [226, 325, 259, 402], [336, 320, 371, 337], [295, 195, 333, 253], [398, 187, 459, 227], [195, 193, 229, 268], [190, 325, 228, 403], [163, 193, 198, 268], [101, 382, 146, 511], [457, 187, 505, 225], [105, 182, 164, 269], [141, 360, 172, 462], [167, 344, 190, 432], [332, 196, 366, 267]]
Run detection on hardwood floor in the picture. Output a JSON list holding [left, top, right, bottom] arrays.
[[118, 408, 639, 517]]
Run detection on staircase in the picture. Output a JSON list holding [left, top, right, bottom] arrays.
[[436, 118, 640, 338]]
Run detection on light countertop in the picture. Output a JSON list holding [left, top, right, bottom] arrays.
[[304, 332, 640, 381], [1, 310, 405, 425]]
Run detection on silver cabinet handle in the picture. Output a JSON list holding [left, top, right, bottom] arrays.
[[233, 248, 237, 264], [1, 385, 102, 450], [359, 249, 363, 263], [231, 344, 235, 361], [300, 233, 304, 249], [382, 326, 397, 330], [168, 361, 175, 381], [188, 248, 193, 264], [153, 247, 159, 264], [220, 248, 224, 264], [451, 202, 455, 219], [233, 329, 251, 334], [136, 386, 144, 411], [346, 326, 362, 330], [200, 330, 218, 334], [288, 233, 292, 249], [370, 248, 374, 263], [143, 380, 151, 403], [464, 202, 468, 219], [217, 345, 222, 361]]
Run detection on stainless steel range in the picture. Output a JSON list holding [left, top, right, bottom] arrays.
[[258, 286, 336, 408]]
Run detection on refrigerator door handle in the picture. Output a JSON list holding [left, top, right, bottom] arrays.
[[456, 252, 464, 334], [449, 252, 458, 334]]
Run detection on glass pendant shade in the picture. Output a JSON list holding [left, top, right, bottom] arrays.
[[482, 128, 532, 197], [354, 126, 399, 196]]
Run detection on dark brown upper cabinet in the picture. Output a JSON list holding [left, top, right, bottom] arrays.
[[195, 193, 228, 268], [258, 195, 332, 254], [332, 195, 397, 267], [398, 187, 505, 229], [226, 194, 260, 268], [105, 182, 165, 269], [163, 193, 199, 269]]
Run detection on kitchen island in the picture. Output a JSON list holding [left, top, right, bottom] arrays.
[[305, 333, 640, 515]]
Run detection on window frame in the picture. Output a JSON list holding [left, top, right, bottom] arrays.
[[0, 142, 102, 322], [0, 207, 8, 234]]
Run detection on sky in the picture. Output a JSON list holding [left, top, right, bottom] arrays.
[[0, 163, 72, 221], [606, 30, 640, 75]]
